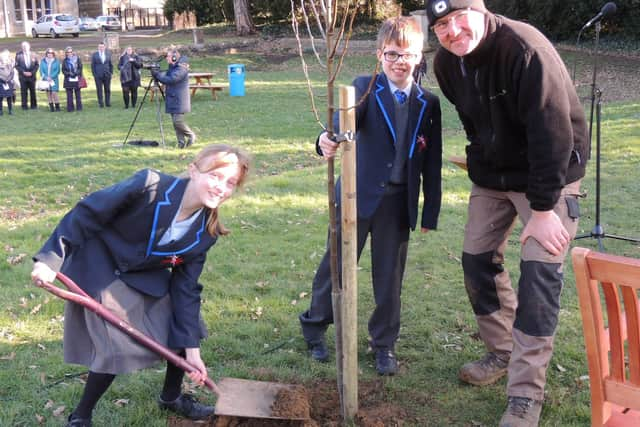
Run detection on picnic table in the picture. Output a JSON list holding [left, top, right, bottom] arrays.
[[148, 72, 225, 101], [188, 72, 224, 100]]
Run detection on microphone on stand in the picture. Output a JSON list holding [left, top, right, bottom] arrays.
[[574, 1, 640, 249], [581, 2, 617, 30], [573, 2, 617, 81]]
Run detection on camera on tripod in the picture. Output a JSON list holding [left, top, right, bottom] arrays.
[[123, 59, 167, 148], [142, 62, 161, 71]]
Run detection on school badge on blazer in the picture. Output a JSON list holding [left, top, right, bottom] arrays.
[[161, 254, 185, 267]]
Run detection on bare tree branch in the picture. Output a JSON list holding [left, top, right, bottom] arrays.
[[291, 0, 370, 126], [319, 0, 328, 18], [308, 0, 326, 40], [329, 2, 357, 84], [299, 0, 326, 66], [290, 4, 325, 129]]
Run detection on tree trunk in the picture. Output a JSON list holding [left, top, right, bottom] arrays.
[[233, 0, 256, 36]]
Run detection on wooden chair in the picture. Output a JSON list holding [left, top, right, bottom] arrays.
[[571, 247, 640, 426]]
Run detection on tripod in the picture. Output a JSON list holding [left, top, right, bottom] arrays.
[[574, 21, 640, 251], [122, 74, 166, 148]]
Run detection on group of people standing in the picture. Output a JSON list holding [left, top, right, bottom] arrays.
[[1, 41, 194, 150], [301, 1, 588, 426], [0, 41, 40, 115], [0, 41, 144, 113]]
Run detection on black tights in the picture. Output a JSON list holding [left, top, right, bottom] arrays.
[[73, 352, 186, 419], [72, 372, 116, 419], [0, 96, 12, 112], [161, 357, 186, 401], [122, 87, 138, 107]]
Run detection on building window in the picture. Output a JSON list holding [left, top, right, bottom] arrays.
[[25, 0, 33, 21], [14, 0, 22, 21]]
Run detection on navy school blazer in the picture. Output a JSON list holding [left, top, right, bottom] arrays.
[[319, 73, 442, 230], [34, 169, 217, 348]]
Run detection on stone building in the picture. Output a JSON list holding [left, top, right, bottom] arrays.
[[0, 0, 165, 37]]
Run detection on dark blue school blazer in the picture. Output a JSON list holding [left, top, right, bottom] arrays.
[[34, 169, 217, 348], [320, 73, 442, 230]]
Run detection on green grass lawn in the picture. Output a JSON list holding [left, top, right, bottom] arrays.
[[1, 43, 639, 426]]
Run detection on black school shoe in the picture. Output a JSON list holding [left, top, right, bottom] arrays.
[[66, 413, 92, 427], [375, 349, 399, 376], [307, 340, 329, 362], [158, 393, 215, 420]]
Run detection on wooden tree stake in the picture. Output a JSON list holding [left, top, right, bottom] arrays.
[[339, 85, 358, 420]]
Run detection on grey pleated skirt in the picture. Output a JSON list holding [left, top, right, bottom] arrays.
[[63, 280, 207, 375]]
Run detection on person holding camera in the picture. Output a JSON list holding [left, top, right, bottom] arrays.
[[118, 46, 143, 109], [151, 49, 196, 149]]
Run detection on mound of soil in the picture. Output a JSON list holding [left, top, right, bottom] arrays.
[[270, 386, 311, 419], [168, 379, 410, 427]]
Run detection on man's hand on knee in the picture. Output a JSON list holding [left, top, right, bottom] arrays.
[[520, 210, 569, 256]]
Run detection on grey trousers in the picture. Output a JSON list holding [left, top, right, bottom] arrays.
[[461, 180, 582, 400], [299, 189, 410, 351], [171, 113, 196, 145]]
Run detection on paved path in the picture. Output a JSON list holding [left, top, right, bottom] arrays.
[[0, 29, 164, 53]]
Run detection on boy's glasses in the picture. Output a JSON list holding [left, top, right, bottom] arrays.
[[432, 9, 472, 35], [383, 51, 418, 63]]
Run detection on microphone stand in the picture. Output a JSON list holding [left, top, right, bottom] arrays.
[[572, 28, 585, 83], [574, 21, 640, 251]]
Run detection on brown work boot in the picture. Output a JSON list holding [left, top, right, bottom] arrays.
[[459, 351, 510, 386], [498, 396, 543, 427]]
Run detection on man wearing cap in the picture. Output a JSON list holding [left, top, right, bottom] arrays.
[[425, 1, 589, 426]]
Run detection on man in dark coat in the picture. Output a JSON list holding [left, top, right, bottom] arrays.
[[15, 41, 38, 110], [426, 0, 589, 425], [91, 42, 113, 107], [152, 49, 196, 149]]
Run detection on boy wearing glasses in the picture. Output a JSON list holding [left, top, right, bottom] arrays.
[[299, 16, 442, 376], [427, 1, 588, 425]]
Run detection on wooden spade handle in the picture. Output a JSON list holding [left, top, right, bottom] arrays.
[[448, 155, 468, 170], [39, 272, 221, 396]]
